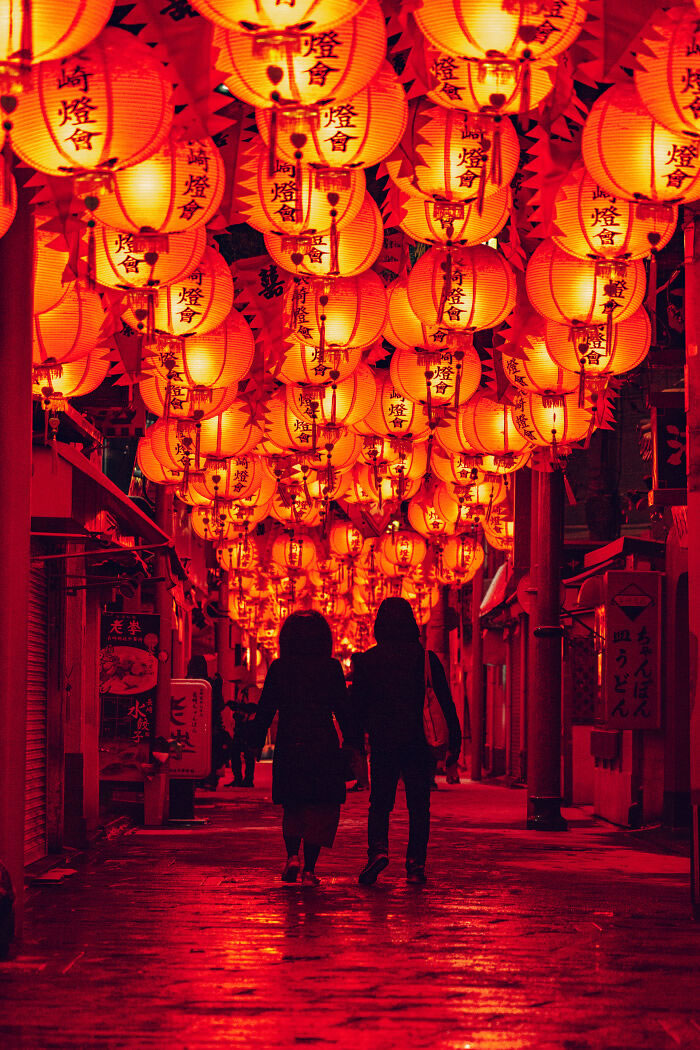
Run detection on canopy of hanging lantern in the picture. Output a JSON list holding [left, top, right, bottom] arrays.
[[146, 310, 255, 390], [256, 63, 407, 171], [215, 0, 386, 110], [0, 0, 114, 76], [582, 82, 700, 205], [384, 101, 519, 207], [89, 136, 225, 235], [122, 246, 234, 339], [551, 164, 677, 264], [389, 182, 511, 247], [265, 194, 384, 278], [32, 350, 110, 410], [275, 337, 364, 386], [10, 27, 174, 178], [234, 138, 366, 239], [544, 309, 652, 386], [190, 0, 370, 32], [385, 278, 453, 354], [33, 283, 106, 367], [389, 343, 482, 414], [407, 244, 516, 335], [413, 0, 588, 63], [511, 391, 594, 452], [92, 225, 207, 292], [286, 271, 388, 356], [140, 374, 239, 422]]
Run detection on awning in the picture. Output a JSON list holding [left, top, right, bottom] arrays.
[[480, 562, 509, 616]]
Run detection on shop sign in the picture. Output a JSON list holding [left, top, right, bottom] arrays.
[[169, 678, 211, 780], [599, 571, 662, 730]]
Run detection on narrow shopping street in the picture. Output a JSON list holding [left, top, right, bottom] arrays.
[[1, 767, 696, 1050]]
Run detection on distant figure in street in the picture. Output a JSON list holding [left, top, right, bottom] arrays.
[[187, 655, 228, 791], [351, 597, 462, 885], [229, 684, 259, 787], [248, 611, 353, 886]]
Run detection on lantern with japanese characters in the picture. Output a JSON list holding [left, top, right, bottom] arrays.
[[265, 194, 384, 279], [439, 533, 484, 581], [634, 7, 700, 138], [552, 165, 677, 263], [234, 139, 365, 238], [10, 28, 174, 177], [482, 514, 515, 553], [271, 533, 318, 576], [544, 309, 652, 384], [286, 363, 376, 431], [385, 278, 450, 354], [582, 82, 700, 205], [390, 344, 481, 412], [392, 182, 511, 246], [385, 101, 519, 204], [500, 314, 579, 399], [424, 47, 557, 116], [363, 374, 430, 441], [91, 136, 225, 235], [276, 338, 363, 386], [192, 455, 274, 503], [34, 213, 74, 313], [93, 226, 207, 292], [379, 530, 427, 574], [354, 463, 421, 505], [414, 0, 588, 62], [0, 0, 113, 74], [140, 375, 239, 422], [329, 521, 365, 561], [287, 271, 387, 353], [216, 0, 386, 109], [526, 240, 646, 333], [511, 391, 593, 449], [147, 310, 255, 390], [32, 350, 109, 409], [459, 393, 531, 461], [270, 489, 321, 527], [407, 485, 455, 539], [407, 244, 516, 333], [33, 283, 106, 367], [123, 247, 234, 338]]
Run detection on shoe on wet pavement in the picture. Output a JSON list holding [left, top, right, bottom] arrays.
[[406, 862, 426, 884], [301, 871, 320, 886], [281, 856, 300, 883], [358, 853, 389, 885]]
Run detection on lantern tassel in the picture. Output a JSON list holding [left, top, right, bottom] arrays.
[[605, 303, 613, 355], [2, 133, 13, 207], [477, 158, 486, 216], [520, 59, 531, 122], [647, 250, 658, 346], [425, 372, 433, 426], [86, 223, 97, 291], [318, 312, 326, 363], [329, 212, 339, 276], [295, 158, 304, 227], [454, 357, 462, 411], [437, 249, 452, 325], [490, 116, 503, 187], [578, 362, 586, 409], [562, 469, 577, 506], [312, 412, 317, 454], [330, 382, 337, 428], [268, 107, 278, 178], [195, 421, 201, 471]]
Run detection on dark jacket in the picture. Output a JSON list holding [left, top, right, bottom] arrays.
[[248, 655, 351, 806], [351, 642, 462, 756]]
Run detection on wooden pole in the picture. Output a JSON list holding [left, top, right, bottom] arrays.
[[0, 190, 33, 948], [143, 487, 173, 825]]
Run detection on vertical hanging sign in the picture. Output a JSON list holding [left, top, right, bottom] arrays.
[[602, 571, 663, 730]]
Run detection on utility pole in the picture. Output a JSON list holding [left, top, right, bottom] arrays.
[[527, 464, 567, 830], [0, 189, 32, 949], [683, 210, 700, 915]]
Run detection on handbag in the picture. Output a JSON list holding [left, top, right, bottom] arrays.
[[422, 650, 449, 753]]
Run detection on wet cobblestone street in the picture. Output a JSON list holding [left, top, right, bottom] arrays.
[[1, 766, 697, 1050]]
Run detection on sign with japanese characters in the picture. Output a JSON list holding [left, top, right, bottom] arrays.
[[169, 679, 211, 780], [601, 571, 662, 730], [99, 612, 160, 781]]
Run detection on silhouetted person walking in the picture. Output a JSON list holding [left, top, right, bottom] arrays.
[[248, 611, 352, 886], [351, 597, 462, 885]]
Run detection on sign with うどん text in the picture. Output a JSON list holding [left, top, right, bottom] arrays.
[[599, 571, 662, 730]]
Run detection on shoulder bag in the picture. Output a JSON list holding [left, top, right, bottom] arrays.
[[422, 649, 449, 753]]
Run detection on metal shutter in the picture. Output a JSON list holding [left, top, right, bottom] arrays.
[[25, 561, 48, 864]]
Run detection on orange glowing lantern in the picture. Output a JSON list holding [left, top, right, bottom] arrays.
[[256, 64, 407, 170], [137, 432, 182, 486], [92, 136, 225, 235], [385, 278, 450, 353], [305, 470, 350, 502], [190, 0, 369, 31], [511, 391, 593, 449], [482, 514, 515, 552], [424, 46, 556, 115], [304, 428, 363, 472], [32, 350, 109, 408], [271, 533, 318, 575], [355, 463, 421, 505], [460, 393, 531, 459], [216, 538, 258, 574], [147, 310, 255, 389], [634, 8, 700, 138], [0, 0, 113, 72], [431, 448, 484, 487], [123, 247, 234, 338], [140, 376, 238, 421], [10, 27, 173, 177], [33, 283, 105, 366], [386, 101, 519, 204], [363, 374, 430, 440], [265, 194, 384, 278], [276, 338, 363, 386], [407, 244, 516, 332], [407, 486, 455, 539], [235, 139, 365, 237], [287, 271, 387, 352], [264, 388, 318, 452], [582, 82, 700, 204], [270, 489, 321, 527], [552, 165, 677, 262], [414, 0, 588, 62], [33, 213, 73, 313], [393, 182, 511, 246], [526, 240, 646, 328], [544, 309, 652, 381], [199, 401, 263, 459], [93, 226, 206, 291], [192, 456, 274, 502], [500, 315, 578, 398], [329, 521, 365, 560], [390, 344, 482, 410], [216, 0, 385, 109], [379, 529, 427, 572], [440, 534, 484, 580], [286, 363, 377, 429], [0, 167, 16, 238]]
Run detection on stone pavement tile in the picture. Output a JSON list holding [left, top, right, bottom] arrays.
[[0, 766, 698, 1050]]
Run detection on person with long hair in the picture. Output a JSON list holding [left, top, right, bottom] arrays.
[[351, 597, 463, 886], [247, 610, 353, 886]]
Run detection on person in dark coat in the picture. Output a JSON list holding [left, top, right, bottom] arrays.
[[247, 610, 352, 886], [351, 597, 462, 885]]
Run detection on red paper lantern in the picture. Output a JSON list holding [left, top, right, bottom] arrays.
[[199, 401, 264, 459], [363, 374, 430, 440], [33, 284, 105, 366], [385, 278, 450, 353], [32, 350, 109, 407], [286, 363, 377, 429], [392, 182, 511, 246], [501, 315, 578, 398], [407, 244, 516, 332], [511, 391, 593, 448], [287, 270, 387, 352], [634, 8, 700, 138], [544, 309, 652, 380], [93, 225, 206, 291], [276, 338, 364, 385], [265, 193, 383, 278], [147, 310, 255, 389], [0, 0, 113, 68], [140, 375, 239, 421], [123, 247, 234, 338], [390, 345, 481, 409], [189, 0, 368, 32], [424, 46, 556, 116], [460, 392, 531, 459]]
